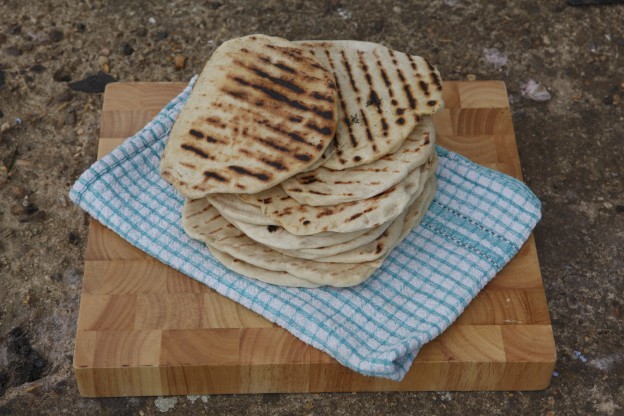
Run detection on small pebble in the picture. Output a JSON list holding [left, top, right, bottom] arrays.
[[75, 22, 86, 32], [1, 122, 11, 132], [603, 202, 613, 209], [0, 109, 4, 118], [520, 79, 552, 102], [156, 31, 169, 41], [466, 74, 477, 81], [613, 94, 621, 105], [98, 56, 110, 73], [122, 43, 134, 56], [483, 47, 508, 67], [174, 54, 187, 70], [48, 29, 64, 43], [100, 47, 111, 56], [148, 17, 156, 24], [56, 192, 68, 208], [4, 46, 23, 57], [573, 351, 588, 363]]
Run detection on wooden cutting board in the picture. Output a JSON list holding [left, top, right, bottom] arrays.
[[74, 81, 556, 397]]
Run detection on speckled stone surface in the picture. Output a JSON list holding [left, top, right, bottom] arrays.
[[0, 0, 622, 414]]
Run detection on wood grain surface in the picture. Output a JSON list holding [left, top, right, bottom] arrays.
[[74, 81, 556, 397]]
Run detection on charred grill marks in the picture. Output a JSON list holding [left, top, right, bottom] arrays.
[[260, 158, 287, 171], [189, 129, 204, 138], [340, 50, 359, 94], [310, 91, 334, 103], [419, 80, 430, 96], [228, 165, 270, 181], [234, 60, 305, 94], [204, 171, 227, 182], [403, 84, 416, 109], [305, 122, 332, 135], [181, 144, 210, 159], [231, 76, 333, 120]]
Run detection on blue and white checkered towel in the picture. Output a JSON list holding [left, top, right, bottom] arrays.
[[70, 79, 541, 381]]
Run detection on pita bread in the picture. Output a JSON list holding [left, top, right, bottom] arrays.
[[218, 209, 386, 250], [398, 177, 436, 240], [208, 247, 321, 288], [275, 210, 405, 262], [188, 178, 437, 288], [295, 40, 443, 170], [275, 175, 436, 263], [160, 34, 338, 198], [207, 193, 274, 226], [282, 116, 435, 206], [182, 198, 378, 287], [238, 152, 438, 235]]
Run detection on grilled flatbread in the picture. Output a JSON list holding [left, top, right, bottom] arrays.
[[208, 247, 321, 288], [182, 199, 377, 287], [161, 34, 338, 198], [295, 40, 443, 170], [238, 152, 438, 235], [282, 116, 435, 206], [207, 193, 275, 226], [185, 178, 437, 287], [275, 176, 436, 262], [218, 208, 387, 250]]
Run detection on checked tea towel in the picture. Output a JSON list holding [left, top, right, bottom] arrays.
[[70, 79, 541, 381]]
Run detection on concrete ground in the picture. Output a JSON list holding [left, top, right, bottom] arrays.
[[1, 0, 623, 414]]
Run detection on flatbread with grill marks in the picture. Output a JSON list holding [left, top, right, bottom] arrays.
[[208, 247, 321, 288], [182, 198, 378, 287], [220, 210, 392, 250], [295, 40, 443, 170], [238, 152, 438, 235], [281, 116, 435, 206], [160, 34, 338, 198]]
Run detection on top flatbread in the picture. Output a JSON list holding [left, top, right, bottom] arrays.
[[160, 34, 338, 198], [295, 40, 443, 170]]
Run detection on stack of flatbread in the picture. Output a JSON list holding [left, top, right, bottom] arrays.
[[160, 35, 444, 288]]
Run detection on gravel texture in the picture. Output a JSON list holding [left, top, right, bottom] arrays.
[[0, 0, 623, 414]]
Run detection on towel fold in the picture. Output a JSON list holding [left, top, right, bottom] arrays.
[[70, 79, 541, 381]]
